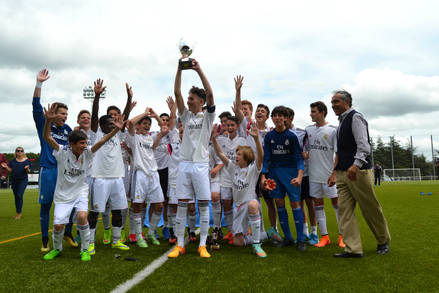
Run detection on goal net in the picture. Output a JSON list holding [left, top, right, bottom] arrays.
[[383, 168, 421, 181]]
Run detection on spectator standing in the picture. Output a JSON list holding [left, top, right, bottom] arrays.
[[374, 162, 382, 186]]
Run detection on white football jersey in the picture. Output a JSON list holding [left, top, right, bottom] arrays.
[[209, 141, 222, 184], [153, 128, 180, 170], [290, 126, 308, 176], [217, 135, 247, 187], [53, 146, 93, 203], [305, 123, 337, 183], [90, 128, 125, 178], [127, 132, 157, 176], [225, 161, 261, 207]]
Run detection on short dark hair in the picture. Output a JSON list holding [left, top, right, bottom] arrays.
[[257, 104, 270, 117], [138, 116, 151, 125], [77, 109, 90, 120], [227, 116, 240, 125], [271, 106, 288, 118], [189, 86, 206, 104], [219, 111, 232, 120], [285, 107, 294, 119], [69, 130, 88, 144], [54, 102, 68, 112], [99, 115, 112, 128], [310, 101, 328, 117], [160, 113, 170, 118], [107, 105, 121, 115], [333, 90, 352, 107]]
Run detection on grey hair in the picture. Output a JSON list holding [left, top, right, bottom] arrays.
[[333, 90, 352, 107]]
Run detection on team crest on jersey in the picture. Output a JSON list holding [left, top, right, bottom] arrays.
[[271, 140, 275, 144], [323, 134, 328, 140], [285, 139, 290, 145], [94, 204, 99, 209], [136, 195, 140, 199], [197, 113, 204, 118]]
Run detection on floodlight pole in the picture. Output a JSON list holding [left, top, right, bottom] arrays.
[[410, 136, 415, 178], [431, 135, 436, 180], [390, 136, 395, 178]]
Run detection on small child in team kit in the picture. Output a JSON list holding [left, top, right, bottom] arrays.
[[42, 104, 124, 261], [212, 123, 267, 258]]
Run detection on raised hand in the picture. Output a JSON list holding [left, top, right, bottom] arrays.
[[126, 83, 133, 98], [130, 101, 137, 112], [94, 79, 106, 96], [234, 75, 244, 91], [211, 124, 219, 139], [113, 114, 126, 130], [166, 96, 176, 111], [43, 104, 62, 122], [248, 123, 259, 138], [37, 69, 50, 83], [190, 58, 201, 72]]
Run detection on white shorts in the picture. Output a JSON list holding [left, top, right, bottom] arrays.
[[86, 176, 94, 197], [133, 170, 164, 204], [210, 181, 220, 194], [168, 185, 194, 205], [54, 196, 88, 225], [123, 163, 131, 197], [91, 178, 128, 212], [309, 182, 338, 199], [233, 201, 255, 235], [220, 186, 233, 201], [176, 161, 211, 201]]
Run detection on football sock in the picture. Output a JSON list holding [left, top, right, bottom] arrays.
[[134, 213, 142, 240], [129, 206, 136, 235], [292, 206, 305, 242], [78, 223, 90, 251], [224, 209, 234, 233], [149, 211, 161, 236], [40, 203, 51, 239], [53, 228, 64, 251], [102, 207, 111, 230], [198, 201, 209, 247], [311, 225, 317, 235], [188, 210, 196, 233], [88, 211, 99, 243], [315, 205, 328, 235], [277, 206, 293, 241], [141, 205, 147, 228], [249, 212, 261, 244], [175, 202, 188, 247], [112, 226, 122, 244], [303, 222, 309, 238], [167, 205, 176, 230], [212, 200, 222, 229], [333, 204, 341, 234], [121, 208, 128, 229]]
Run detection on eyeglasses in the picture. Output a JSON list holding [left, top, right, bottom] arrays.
[[16, 150, 24, 152]]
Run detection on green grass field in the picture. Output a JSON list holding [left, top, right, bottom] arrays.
[[0, 182, 438, 292]]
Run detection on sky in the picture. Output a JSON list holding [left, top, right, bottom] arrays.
[[0, 0, 438, 162]]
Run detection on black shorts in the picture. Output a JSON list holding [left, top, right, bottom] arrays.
[[256, 173, 270, 200], [158, 167, 169, 200], [300, 176, 311, 201]]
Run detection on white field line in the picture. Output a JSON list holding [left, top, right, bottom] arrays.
[[111, 229, 200, 293]]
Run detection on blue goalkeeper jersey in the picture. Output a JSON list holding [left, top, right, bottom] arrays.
[[33, 97, 71, 169], [262, 128, 304, 174]]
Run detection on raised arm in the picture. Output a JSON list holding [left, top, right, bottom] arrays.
[[191, 59, 214, 107], [42, 104, 61, 151], [166, 96, 177, 130], [233, 75, 244, 122], [149, 108, 163, 127], [174, 63, 185, 115], [122, 83, 135, 120], [91, 114, 125, 153], [211, 124, 229, 167], [248, 124, 264, 170], [153, 125, 169, 150], [128, 108, 151, 136], [91, 79, 106, 132], [32, 69, 50, 130]]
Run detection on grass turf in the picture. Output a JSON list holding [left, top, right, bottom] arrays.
[[0, 182, 438, 292]]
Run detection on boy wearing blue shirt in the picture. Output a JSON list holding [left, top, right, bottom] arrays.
[[32, 69, 76, 251], [261, 106, 307, 251]]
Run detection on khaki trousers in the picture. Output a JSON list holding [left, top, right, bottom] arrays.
[[336, 169, 391, 254]]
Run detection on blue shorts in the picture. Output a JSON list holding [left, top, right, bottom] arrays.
[[38, 167, 57, 204], [269, 167, 301, 203]]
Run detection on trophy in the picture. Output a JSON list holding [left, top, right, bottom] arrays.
[[178, 38, 194, 70]]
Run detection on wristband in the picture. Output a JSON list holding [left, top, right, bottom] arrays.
[[36, 81, 43, 88]]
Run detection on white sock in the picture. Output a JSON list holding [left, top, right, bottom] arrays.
[[167, 205, 176, 230], [188, 211, 196, 233], [89, 228, 96, 244], [333, 204, 341, 234], [134, 213, 142, 241], [175, 202, 188, 247], [53, 228, 64, 251], [129, 206, 136, 235], [212, 200, 222, 229], [141, 205, 146, 229], [149, 211, 161, 236], [78, 223, 90, 251], [315, 205, 328, 235], [249, 213, 261, 244], [121, 208, 128, 229], [102, 207, 111, 230], [224, 209, 234, 233], [112, 226, 122, 244], [198, 202, 209, 247], [303, 222, 309, 237], [311, 225, 317, 235]]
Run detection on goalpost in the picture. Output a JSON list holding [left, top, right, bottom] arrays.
[[383, 168, 421, 181]]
